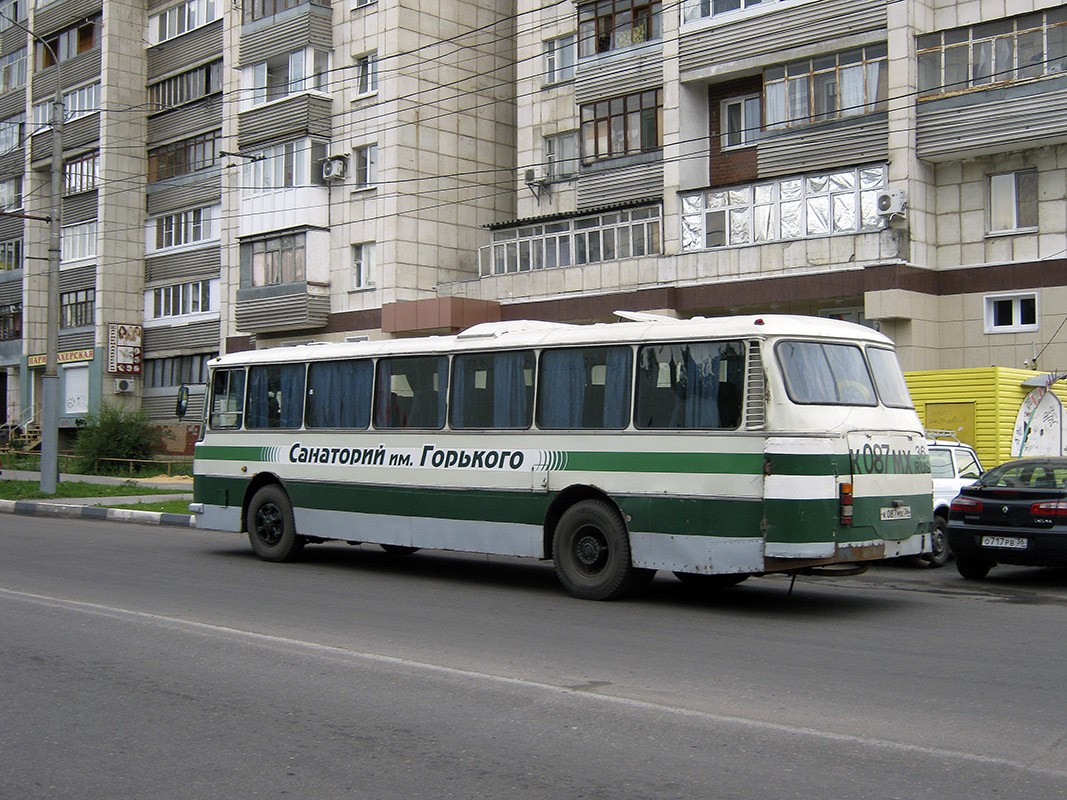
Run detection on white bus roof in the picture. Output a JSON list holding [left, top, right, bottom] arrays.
[[209, 314, 894, 368]]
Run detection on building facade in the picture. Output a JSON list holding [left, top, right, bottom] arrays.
[[0, 0, 1065, 448]]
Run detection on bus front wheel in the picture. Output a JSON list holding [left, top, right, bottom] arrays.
[[247, 484, 305, 562], [553, 500, 648, 600]]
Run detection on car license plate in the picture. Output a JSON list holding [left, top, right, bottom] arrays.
[[981, 536, 1028, 550], [880, 506, 912, 521]]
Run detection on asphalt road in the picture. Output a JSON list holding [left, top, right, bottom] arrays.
[[1, 515, 1066, 799]]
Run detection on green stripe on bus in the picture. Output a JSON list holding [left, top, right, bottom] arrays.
[[195, 445, 269, 461], [562, 451, 764, 474]]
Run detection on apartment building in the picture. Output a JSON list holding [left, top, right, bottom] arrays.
[[0, 0, 1065, 447]]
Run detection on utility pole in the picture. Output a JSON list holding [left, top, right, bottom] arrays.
[[1, 11, 63, 493]]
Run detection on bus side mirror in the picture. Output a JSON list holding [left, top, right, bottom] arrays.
[[176, 385, 189, 419]]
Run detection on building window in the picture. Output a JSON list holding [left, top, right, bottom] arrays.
[[0, 177, 20, 211], [38, 15, 100, 69], [353, 0, 376, 8], [682, 0, 781, 24], [61, 221, 97, 262], [148, 279, 215, 319], [355, 52, 377, 95], [353, 144, 377, 187], [721, 95, 761, 148], [243, 139, 325, 193], [0, 113, 22, 154], [145, 353, 216, 388], [243, 0, 304, 24], [0, 238, 21, 270], [985, 293, 1038, 333], [33, 83, 100, 129], [989, 170, 1038, 232], [353, 242, 375, 289], [0, 48, 26, 93], [0, 301, 19, 340], [544, 132, 580, 179], [250, 48, 330, 106], [580, 89, 662, 162], [917, 9, 1067, 98], [148, 0, 221, 46], [60, 288, 94, 329], [764, 45, 887, 129], [543, 35, 576, 84], [244, 232, 307, 287], [149, 206, 218, 251], [679, 165, 886, 250], [64, 152, 98, 195], [148, 131, 219, 182], [483, 205, 661, 274], [0, 0, 25, 33], [148, 61, 222, 113], [578, 0, 661, 57]]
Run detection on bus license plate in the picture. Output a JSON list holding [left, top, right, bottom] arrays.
[[880, 506, 911, 521], [982, 536, 1027, 550]]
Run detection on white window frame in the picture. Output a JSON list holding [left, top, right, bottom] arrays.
[[352, 242, 376, 289], [0, 113, 23, 154], [721, 94, 761, 149], [147, 0, 220, 46], [0, 0, 24, 33], [60, 221, 97, 263], [353, 144, 378, 188], [249, 47, 330, 107], [0, 176, 20, 211], [146, 205, 219, 253], [543, 35, 576, 85], [354, 52, 378, 96], [33, 82, 100, 130], [0, 48, 26, 93], [989, 169, 1038, 234], [145, 278, 219, 322], [544, 132, 580, 180], [64, 151, 98, 195], [985, 292, 1038, 334], [353, 0, 376, 8], [242, 139, 324, 195]]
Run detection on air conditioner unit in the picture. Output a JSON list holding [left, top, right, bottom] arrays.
[[113, 377, 133, 394], [876, 189, 907, 218], [524, 167, 547, 185], [322, 156, 348, 181]]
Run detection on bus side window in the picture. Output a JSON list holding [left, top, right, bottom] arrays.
[[635, 341, 743, 430], [375, 356, 448, 429], [246, 364, 306, 429], [306, 360, 372, 428], [209, 368, 245, 429], [537, 346, 631, 429], [451, 351, 534, 429]]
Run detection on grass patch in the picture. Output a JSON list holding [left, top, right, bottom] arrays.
[[0, 480, 189, 502], [102, 499, 193, 515]]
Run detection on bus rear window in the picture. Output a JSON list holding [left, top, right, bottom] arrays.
[[866, 346, 913, 409], [635, 341, 743, 429], [777, 341, 877, 406]]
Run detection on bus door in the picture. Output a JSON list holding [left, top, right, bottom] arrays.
[[762, 437, 842, 560]]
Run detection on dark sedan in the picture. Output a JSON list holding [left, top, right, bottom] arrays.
[[947, 457, 1067, 579]]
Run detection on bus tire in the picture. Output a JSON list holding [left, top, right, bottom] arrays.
[[553, 500, 644, 600], [247, 484, 305, 562], [674, 571, 750, 591]]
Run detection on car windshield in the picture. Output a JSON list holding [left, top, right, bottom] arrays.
[[981, 461, 1067, 489]]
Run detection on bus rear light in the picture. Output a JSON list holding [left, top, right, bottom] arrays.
[[839, 482, 853, 525], [950, 496, 982, 513]]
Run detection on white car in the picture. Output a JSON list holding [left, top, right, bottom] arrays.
[[926, 435, 984, 567]]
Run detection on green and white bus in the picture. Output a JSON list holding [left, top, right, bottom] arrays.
[[191, 314, 933, 600]]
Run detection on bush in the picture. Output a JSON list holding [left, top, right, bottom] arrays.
[[73, 403, 164, 474]]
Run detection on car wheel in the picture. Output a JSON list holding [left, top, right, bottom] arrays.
[[924, 517, 951, 568], [955, 555, 993, 580]]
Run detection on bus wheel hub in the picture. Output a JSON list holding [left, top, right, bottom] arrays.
[[576, 534, 604, 567]]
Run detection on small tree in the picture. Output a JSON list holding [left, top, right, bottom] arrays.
[[74, 403, 164, 474]]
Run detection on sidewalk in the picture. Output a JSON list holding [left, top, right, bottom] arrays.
[[0, 469, 195, 528]]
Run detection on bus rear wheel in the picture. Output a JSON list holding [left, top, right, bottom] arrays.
[[247, 484, 305, 562], [553, 500, 648, 600]]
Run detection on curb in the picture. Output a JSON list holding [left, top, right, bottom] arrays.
[[0, 499, 195, 527]]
